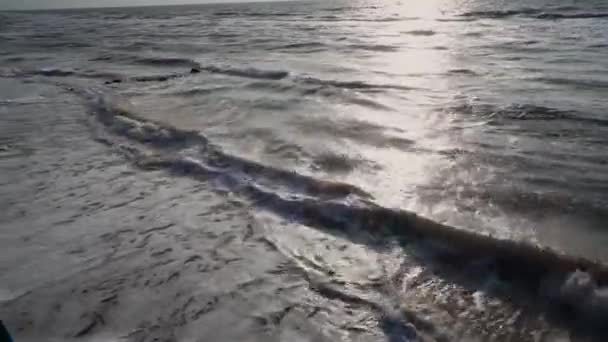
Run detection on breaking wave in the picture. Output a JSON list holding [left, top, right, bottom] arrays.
[[74, 86, 608, 324]]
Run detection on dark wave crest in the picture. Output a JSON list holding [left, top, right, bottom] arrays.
[[403, 30, 436, 36], [459, 8, 608, 20], [298, 76, 414, 91], [535, 12, 608, 19], [24, 67, 189, 85], [27, 68, 126, 81], [213, 11, 297, 17], [270, 42, 327, 50], [448, 103, 608, 127], [320, 16, 408, 22], [459, 9, 542, 18], [200, 65, 289, 80], [345, 44, 399, 52], [169, 86, 233, 97], [448, 68, 478, 75], [131, 74, 184, 82], [88, 53, 200, 68], [588, 43, 608, 48], [133, 57, 199, 68], [532, 76, 608, 89], [34, 67, 75, 77]]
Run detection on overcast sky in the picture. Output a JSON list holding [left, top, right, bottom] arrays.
[[0, 0, 257, 10]]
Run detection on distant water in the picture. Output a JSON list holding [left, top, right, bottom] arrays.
[[1, 0, 608, 261]]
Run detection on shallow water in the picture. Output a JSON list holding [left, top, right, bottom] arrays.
[[1, 0, 608, 340]]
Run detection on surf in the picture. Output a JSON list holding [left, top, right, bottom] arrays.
[[75, 84, 608, 326]]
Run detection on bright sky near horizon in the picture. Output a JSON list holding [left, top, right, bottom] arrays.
[[0, 0, 261, 10]]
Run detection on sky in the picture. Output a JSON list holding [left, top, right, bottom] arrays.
[[0, 0, 254, 10]]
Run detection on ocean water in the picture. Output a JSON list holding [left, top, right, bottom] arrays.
[[2, 0, 608, 341]]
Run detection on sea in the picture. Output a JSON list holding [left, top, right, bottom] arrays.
[[1, 0, 608, 341]]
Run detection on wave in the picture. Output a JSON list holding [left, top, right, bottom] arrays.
[[238, 80, 394, 110], [3, 56, 25, 62], [549, 6, 583, 11], [101, 13, 133, 20], [353, 17, 411, 22], [121, 41, 155, 51], [323, 5, 379, 12], [204, 32, 241, 39], [34, 67, 75, 77], [81, 72, 124, 80], [345, 44, 399, 52], [317, 15, 410, 22], [531, 76, 608, 89], [422, 176, 608, 222], [270, 42, 326, 50], [447, 68, 478, 75], [448, 103, 608, 127], [89, 54, 115, 62], [169, 86, 233, 97], [343, 96, 394, 111], [88, 53, 200, 68], [535, 12, 608, 19], [24, 64, 290, 84], [459, 9, 542, 19], [199, 65, 289, 80], [27, 68, 123, 80], [212, 11, 239, 16], [310, 152, 367, 173], [294, 117, 414, 150], [435, 17, 477, 22], [77, 87, 608, 325], [459, 8, 608, 20], [88, 93, 368, 199], [298, 76, 413, 91], [131, 74, 184, 82], [213, 11, 297, 17], [402, 30, 436, 36], [27, 41, 93, 49], [25, 68, 180, 84], [90, 96, 204, 148], [25, 63, 408, 93], [133, 57, 199, 68]]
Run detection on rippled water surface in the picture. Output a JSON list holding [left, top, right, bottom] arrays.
[[3, 1, 608, 341], [2, 0, 608, 263]]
